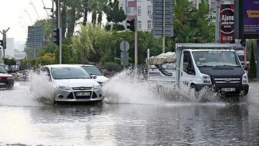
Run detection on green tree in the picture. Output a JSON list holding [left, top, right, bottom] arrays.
[[70, 23, 111, 63], [54, 45, 72, 64], [105, 0, 127, 24], [40, 44, 58, 56], [3, 58, 16, 66], [34, 19, 54, 42], [39, 53, 56, 65], [248, 41, 257, 80], [173, 0, 214, 43]]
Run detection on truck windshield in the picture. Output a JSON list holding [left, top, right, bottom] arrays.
[[192, 51, 241, 67]]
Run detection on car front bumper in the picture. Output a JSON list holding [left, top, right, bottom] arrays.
[[0, 78, 14, 88], [196, 84, 249, 96], [54, 88, 103, 102]]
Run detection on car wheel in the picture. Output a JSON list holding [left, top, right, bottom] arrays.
[[96, 100, 103, 105], [7, 84, 14, 90]]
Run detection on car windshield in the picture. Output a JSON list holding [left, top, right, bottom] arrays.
[[0, 66, 7, 73], [192, 51, 241, 67], [51, 67, 91, 79], [81, 66, 102, 76]]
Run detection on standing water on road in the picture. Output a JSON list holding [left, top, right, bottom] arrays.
[[0, 70, 259, 145]]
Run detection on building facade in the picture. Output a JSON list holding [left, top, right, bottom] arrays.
[[119, 0, 227, 31], [119, 0, 153, 31]]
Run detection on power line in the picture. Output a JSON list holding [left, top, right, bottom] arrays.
[[29, 1, 40, 19]]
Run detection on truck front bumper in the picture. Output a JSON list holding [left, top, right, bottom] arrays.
[[196, 84, 249, 96]]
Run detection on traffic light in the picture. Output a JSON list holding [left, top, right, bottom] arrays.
[[52, 28, 60, 46], [240, 39, 246, 47], [127, 19, 135, 32], [0, 40, 3, 49]]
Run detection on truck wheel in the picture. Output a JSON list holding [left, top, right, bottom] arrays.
[[189, 84, 199, 98]]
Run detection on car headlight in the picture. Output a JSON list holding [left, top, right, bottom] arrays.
[[203, 74, 211, 84], [93, 84, 101, 90], [242, 74, 248, 84], [58, 85, 71, 90]]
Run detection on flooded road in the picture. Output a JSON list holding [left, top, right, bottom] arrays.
[[1, 74, 259, 145]]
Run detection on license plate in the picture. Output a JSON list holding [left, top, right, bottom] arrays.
[[0, 83, 5, 85], [76, 92, 90, 96], [221, 88, 235, 92]]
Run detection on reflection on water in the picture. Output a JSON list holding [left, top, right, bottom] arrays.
[[1, 103, 259, 145]]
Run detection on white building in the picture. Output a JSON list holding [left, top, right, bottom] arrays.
[[119, 0, 153, 31]]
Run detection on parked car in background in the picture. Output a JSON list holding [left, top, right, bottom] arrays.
[[73, 64, 109, 86], [0, 65, 14, 89], [39, 64, 103, 103]]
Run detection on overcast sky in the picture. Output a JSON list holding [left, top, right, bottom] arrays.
[[0, 0, 53, 42], [0, 0, 109, 44]]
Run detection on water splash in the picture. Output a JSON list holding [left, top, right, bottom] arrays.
[[103, 69, 164, 105], [0, 71, 54, 106], [102, 68, 221, 105], [29, 71, 55, 105]]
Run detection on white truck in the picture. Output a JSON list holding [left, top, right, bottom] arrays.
[[147, 43, 249, 97]]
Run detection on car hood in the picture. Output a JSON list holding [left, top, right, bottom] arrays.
[[53, 79, 98, 87], [198, 66, 245, 78], [0, 73, 12, 77], [95, 76, 109, 83]]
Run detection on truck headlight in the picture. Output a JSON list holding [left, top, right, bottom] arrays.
[[93, 84, 101, 90], [203, 74, 211, 84], [242, 74, 248, 84], [58, 85, 71, 90]]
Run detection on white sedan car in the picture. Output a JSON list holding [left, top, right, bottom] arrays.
[[67, 64, 109, 86], [39, 64, 103, 103]]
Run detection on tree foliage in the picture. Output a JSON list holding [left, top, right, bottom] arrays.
[[173, 0, 215, 43], [70, 23, 111, 63], [105, 0, 127, 24], [34, 19, 54, 42], [54, 45, 72, 64], [3, 58, 16, 66], [248, 41, 257, 80]]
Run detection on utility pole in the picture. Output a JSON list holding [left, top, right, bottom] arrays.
[[215, 0, 220, 43], [162, 0, 165, 53], [57, 0, 62, 64], [134, 0, 138, 69], [0, 28, 10, 58]]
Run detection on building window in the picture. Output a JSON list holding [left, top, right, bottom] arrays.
[[138, 21, 141, 29], [138, 6, 141, 15], [127, 7, 130, 13], [148, 20, 152, 29], [147, 6, 152, 15]]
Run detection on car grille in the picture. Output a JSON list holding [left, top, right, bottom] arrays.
[[0, 77, 8, 81], [214, 78, 240, 84], [72, 87, 92, 90]]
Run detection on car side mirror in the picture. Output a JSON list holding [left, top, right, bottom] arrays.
[[91, 75, 97, 79]]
